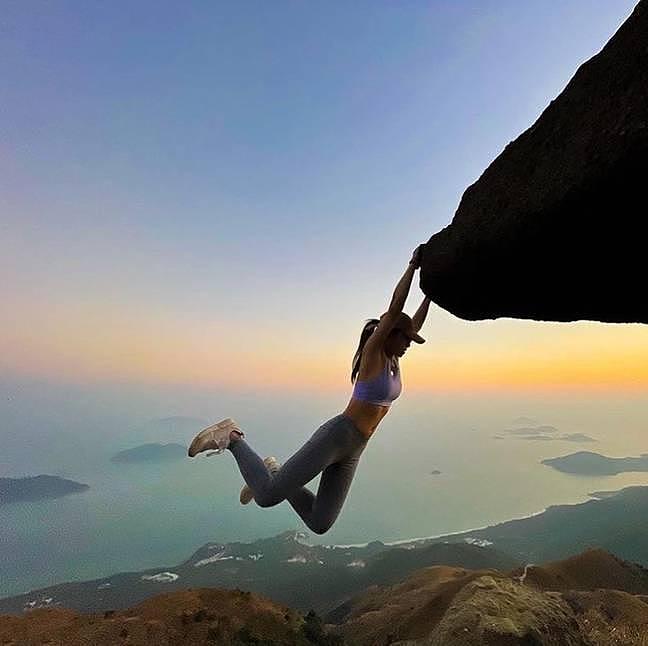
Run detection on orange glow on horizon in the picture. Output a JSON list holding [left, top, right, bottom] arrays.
[[3, 296, 648, 395], [5, 339, 648, 396]]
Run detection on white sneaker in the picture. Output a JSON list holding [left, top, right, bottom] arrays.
[[187, 418, 244, 457], [239, 457, 281, 505]]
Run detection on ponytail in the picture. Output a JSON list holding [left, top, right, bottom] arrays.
[[351, 318, 380, 384]]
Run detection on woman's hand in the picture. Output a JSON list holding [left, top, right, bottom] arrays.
[[409, 244, 425, 269]]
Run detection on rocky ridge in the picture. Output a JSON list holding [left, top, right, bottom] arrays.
[[4, 548, 648, 645]]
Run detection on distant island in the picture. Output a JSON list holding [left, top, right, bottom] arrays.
[[505, 425, 558, 435], [111, 443, 187, 463], [497, 425, 596, 443], [520, 433, 596, 443], [0, 475, 89, 505], [542, 451, 648, 475]]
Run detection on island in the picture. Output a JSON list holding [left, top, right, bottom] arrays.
[[0, 475, 89, 505], [560, 433, 597, 443], [542, 451, 648, 476], [520, 433, 596, 443], [498, 426, 596, 442], [111, 443, 187, 463], [505, 425, 558, 435]]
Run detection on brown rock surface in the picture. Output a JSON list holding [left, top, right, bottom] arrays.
[[331, 567, 588, 645], [5, 549, 648, 645], [420, 0, 648, 324], [0, 588, 313, 646], [329, 565, 499, 645], [330, 548, 648, 645], [429, 575, 586, 646], [563, 589, 648, 645], [509, 547, 648, 594]]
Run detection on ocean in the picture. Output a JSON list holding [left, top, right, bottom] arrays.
[[2, 376, 647, 598]]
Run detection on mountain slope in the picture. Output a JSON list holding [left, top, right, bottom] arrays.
[[427, 485, 648, 566], [509, 547, 648, 594], [4, 548, 648, 645], [0, 588, 337, 646], [0, 530, 518, 616], [328, 548, 648, 645]]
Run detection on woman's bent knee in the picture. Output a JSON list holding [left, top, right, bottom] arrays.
[[255, 493, 284, 508], [308, 518, 333, 535]]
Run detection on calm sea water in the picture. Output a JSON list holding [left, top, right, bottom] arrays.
[[2, 376, 647, 597]]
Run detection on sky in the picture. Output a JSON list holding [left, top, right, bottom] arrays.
[[2, 0, 646, 398]]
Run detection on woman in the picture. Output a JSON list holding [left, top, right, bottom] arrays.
[[188, 244, 431, 534]]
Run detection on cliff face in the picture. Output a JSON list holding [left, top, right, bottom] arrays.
[[420, 0, 648, 323]]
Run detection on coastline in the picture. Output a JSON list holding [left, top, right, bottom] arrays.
[[326, 505, 551, 549], [327, 485, 641, 549]]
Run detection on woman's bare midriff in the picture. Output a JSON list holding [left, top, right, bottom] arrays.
[[341, 349, 396, 440], [341, 397, 390, 441]]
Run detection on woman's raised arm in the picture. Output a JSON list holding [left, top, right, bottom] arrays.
[[412, 296, 431, 332], [387, 244, 424, 313]]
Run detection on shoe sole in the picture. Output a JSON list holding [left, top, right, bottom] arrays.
[[240, 458, 280, 505]]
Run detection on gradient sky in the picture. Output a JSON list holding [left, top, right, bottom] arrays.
[[2, 0, 646, 396]]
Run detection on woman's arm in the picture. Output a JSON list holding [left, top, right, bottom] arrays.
[[412, 295, 431, 332], [387, 245, 423, 313], [387, 264, 416, 313]]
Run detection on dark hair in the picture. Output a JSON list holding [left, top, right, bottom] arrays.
[[350, 318, 380, 384]]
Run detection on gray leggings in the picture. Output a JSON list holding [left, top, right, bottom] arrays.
[[228, 413, 368, 534]]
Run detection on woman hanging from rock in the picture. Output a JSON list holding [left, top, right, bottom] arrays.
[[188, 243, 430, 534]]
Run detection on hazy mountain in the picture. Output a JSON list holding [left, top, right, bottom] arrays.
[[518, 433, 596, 442], [0, 476, 89, 506], [499, 426, 596, 442], [0, 530, 518, 617], [110, 443, 187, 463], [505, 425, 559, 435], [542, 451, 648, 475], [425, 485, 648, 566]]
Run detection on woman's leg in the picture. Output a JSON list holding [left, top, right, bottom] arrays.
[[229, 436, 328, 509], [297, 452, 364, 534], [228, 415, 351, 507], [227, 415, 366, 532]]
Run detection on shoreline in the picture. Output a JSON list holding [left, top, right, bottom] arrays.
[[327, 485, 644, 549], [0, 506, 551, 602], [5, 486, 642, 601], [325, 505, 553, 549]]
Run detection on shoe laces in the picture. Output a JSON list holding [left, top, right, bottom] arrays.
[[205, 428, 244, 456]]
